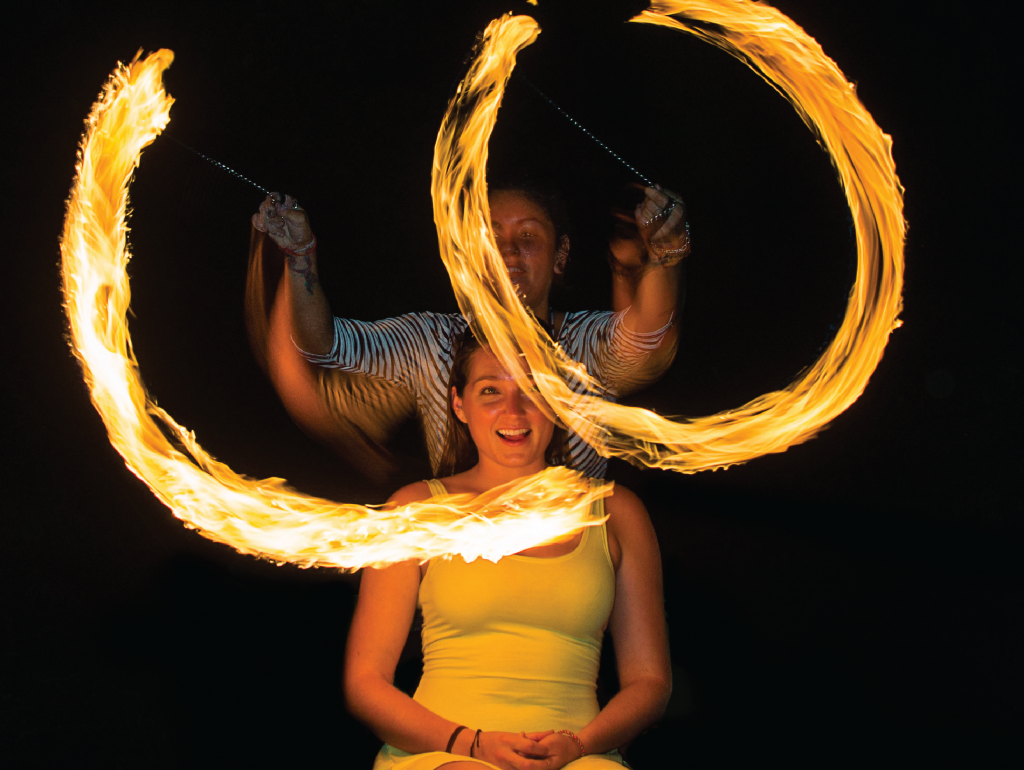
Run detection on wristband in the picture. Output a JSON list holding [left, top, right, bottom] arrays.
[[283, 234, 317, 257], [556, 729, 586, 758], [649, 221, 691, 266], [445, 725, 468, 754]]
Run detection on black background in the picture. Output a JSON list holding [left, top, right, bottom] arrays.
[[2, 1, 1016, 766]]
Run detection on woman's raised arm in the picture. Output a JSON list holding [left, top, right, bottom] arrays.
[[252, 193, 335, 355]]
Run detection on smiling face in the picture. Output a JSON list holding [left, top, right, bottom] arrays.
[[489, 190, 569, 315], [451, 346, 555, 475]]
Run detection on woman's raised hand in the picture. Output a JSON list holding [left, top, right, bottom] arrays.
[[252, 192, 314, 252], [635, 184, 689, 263]]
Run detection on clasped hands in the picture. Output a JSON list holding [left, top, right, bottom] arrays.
[[460, 729, 583, 770]]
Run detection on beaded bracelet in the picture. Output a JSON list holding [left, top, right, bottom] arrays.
[[650, 221, 691, 266], [556, 729, 586, 758], [283, 234, 317, 257]]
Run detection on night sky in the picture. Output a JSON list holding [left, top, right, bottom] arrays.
[[2, 1, 1016, 765]]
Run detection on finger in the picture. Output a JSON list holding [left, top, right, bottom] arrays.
[[645, 185, 670, 209], [654, 205, 685, 239], [251, 212, 267, 232], [636, 200, 661, 228], [270, 191, 286, 217], [636, 201, 669, 231], [513, 737, 548, 757]]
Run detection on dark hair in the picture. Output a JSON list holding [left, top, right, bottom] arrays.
[[436, 331, 567, 477], [488, 176, 572, 246]]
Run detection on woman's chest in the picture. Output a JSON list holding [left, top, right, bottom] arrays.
[[420, 533, 615, 641]]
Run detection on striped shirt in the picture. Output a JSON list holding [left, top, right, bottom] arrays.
[[301, 310, 671, 478]]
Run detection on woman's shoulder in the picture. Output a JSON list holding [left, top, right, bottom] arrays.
[[604, 480, 642, 508], [386, 480, 435, 506], [603, 482, 656, 545]]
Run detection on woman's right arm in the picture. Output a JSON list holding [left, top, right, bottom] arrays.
[[252, 194, 443, 387], [345, 557, 478, 754], [343, 483, 472, 754]]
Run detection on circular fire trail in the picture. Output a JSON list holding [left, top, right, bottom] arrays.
[[61, 2, 904, 567], [435, 1, 905, 473]]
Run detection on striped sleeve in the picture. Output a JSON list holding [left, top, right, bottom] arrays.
[[296, 312, 462, 395], [560, 309, 674, 397]]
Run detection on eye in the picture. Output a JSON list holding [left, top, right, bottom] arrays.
[[481, 386, 500, 395]]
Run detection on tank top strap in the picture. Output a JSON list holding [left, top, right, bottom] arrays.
[[424, 478, 611, 568], [588, 477, 607, 521], [425, 478, 448, 497], [588, 478, 615, 573]]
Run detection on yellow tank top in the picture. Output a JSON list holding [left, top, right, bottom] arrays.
[[412, 477, 615, 735]]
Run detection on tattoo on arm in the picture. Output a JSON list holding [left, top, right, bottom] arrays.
[[286, 253, 319, 295]]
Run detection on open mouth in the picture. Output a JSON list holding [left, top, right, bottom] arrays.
[[496, 428, 531, 444]]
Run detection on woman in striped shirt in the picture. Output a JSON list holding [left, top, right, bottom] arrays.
[[249, 181, 689, 479]]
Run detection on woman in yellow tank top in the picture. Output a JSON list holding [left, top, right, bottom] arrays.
[[345, 333, 671, 769]]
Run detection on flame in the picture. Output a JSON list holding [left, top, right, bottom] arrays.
[[60, 51, 608, 569], [433, 1, 904, 473], [61, 0, 904, 568]]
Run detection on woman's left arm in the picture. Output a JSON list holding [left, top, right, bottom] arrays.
[[619, 185, 688, 337], [539, 485, 671, 764]]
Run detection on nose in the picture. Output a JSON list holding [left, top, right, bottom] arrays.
[[497, 235, 519, 259], [502, 387, 528, 415]]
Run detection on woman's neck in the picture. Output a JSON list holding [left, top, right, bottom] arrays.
[[529, 299, 552, 327], [450, 457, 548, 495]]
